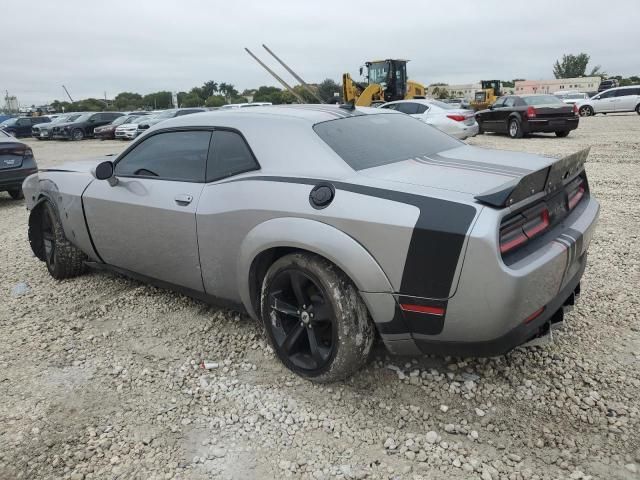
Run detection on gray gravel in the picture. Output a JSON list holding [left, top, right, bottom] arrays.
[[1, 114, 639, 479]]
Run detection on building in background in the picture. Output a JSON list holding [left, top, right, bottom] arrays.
[[515, 77, 600, 95], [426, 83, 514, 100]]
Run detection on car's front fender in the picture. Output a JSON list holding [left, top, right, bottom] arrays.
[[238, 217, 394, 319]]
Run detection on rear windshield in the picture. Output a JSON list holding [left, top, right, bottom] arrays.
[[522, 95, 564, 106], [313, 113, 461, 171]]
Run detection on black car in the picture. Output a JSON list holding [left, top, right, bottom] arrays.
[[51, 112, 124, 140], [0, 130, 37, 200], [32, 113, 84, 140], [598, 79, 619, 93], [475, 94, 579, 139], [0, 116, 51, 138]]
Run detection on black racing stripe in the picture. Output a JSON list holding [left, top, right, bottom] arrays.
[[222, 175, 477, 299], [414, 157, 521, 178], [427, 153, 532, 176]]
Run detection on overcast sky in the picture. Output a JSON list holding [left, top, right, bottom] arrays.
[[3, 0, 639, 106]]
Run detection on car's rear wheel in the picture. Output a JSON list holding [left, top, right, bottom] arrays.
[[579, 105, 593, 117], [508, 118, 523, 138], [636, 104, 640, 115], [260, 252, 374, 382], [72, 129, 84, 141], [555, 131, 570, 137], [40, 201, 87, 279], [8, 188, 24, 200], [477, 122, 484, 134]]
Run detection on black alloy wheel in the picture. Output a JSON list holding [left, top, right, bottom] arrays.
[[41, 205, 57, 272], [266, 269, 336, 373]]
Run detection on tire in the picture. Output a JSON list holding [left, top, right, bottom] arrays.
[[40, 201, 87, 279], [508, 118, 523, 138], [579, 105, 593, 117], [8, 188, 24, 200], [477, 122, 484, 134], [260, 252, 375, 383], [636, 104, 640, 115], [555, 131, 570, 137], [71, 129, 84, 141]]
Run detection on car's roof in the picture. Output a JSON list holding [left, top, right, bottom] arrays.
[[152, 104, 393, 128]]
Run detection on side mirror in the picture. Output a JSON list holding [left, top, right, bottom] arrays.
[[488, 105, 494, 110], [94, 160, 118, 186]]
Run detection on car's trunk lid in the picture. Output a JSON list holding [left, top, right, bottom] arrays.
[[0, 142, 28, 169], [359, 144, 557, 197], [531, 103, 574, 118]]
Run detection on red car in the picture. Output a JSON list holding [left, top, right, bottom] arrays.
[[94, 114, 147, 140]]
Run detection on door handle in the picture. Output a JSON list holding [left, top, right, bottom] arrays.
[[174, 194, 193, 206]]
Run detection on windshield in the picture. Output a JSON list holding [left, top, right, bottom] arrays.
[[70, 113, 92, 122], [113, 115, 137, 126], [368, 62, 389, 86], [155, 110, 176, 119], [564, 93, 586, 99], [0, 118, 17, 126], [474, 91, 486, 102], [522, 95, 564, 106], [313, 113, 461, 171]]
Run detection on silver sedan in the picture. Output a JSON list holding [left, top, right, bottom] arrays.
[[380, 99, 479, 139], [22, 105, 599, 382]]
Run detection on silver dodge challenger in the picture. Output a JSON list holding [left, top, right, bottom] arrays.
[[23, 105, 600, 382]]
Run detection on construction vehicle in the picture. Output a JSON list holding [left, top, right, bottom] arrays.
[[342, 60, 426, 107], [470, 80, 502, 111]]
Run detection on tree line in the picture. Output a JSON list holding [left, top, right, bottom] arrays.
[[50, 79, 342, 112]]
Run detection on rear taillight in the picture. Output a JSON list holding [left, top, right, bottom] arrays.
[[567, 179, 585, 210], [526, 106, 537, 118], [572, 103, 579, 115], [500, 205, 550, 254], [446, 114, 466, 122]]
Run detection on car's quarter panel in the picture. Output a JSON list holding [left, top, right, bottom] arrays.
[[82, 178, 206, 292], [196, 179, 418, 311]]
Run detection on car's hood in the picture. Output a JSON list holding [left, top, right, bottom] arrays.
[[116, 123, 139, 128], [40, 156, 115, 174], [94, 124, 115, 131], [52, 121, 81, 129], [33, 123, 56, 131], [359, 144, 557, 196]]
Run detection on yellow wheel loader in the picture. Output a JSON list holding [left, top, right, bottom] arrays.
[[342, 59, 426, 107], [470, 80, 502, 111]]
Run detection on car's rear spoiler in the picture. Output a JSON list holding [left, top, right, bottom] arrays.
[[474, 147, 590, 208]]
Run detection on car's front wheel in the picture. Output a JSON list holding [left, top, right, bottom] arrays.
[[508, 118, 523, 138], [39, 201, 87, 279], [260, 252, 374, 382], [72, 129, 84, 141], [555, 131, 570, 137], [579, 105, 593, 117], [8, 188, 24, 200]]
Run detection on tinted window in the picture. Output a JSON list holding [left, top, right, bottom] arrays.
[[616, 88, 640, 97], [504, 97, 516, 107], [313, 113, 461, 171], [206, 130, 259, 182], [415, 104, 429, 114], [17, 118, 31, 126], [597, 90, 615, 99], [492, 97, 506, 107], [115, 130, 211, 182], [393, 103, 420, 115]]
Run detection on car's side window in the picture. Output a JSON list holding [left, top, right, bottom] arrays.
[[380, 104, 398, 110], [115, 130, 211, 182], [415, 104, 429, 114], [615, 89, 637, 97], [17, 118, 30, 126], [492, 98, 506, 107], [206, 130, 259, 182], [598, 90, 615, 99], [504, 97, 516, 107]]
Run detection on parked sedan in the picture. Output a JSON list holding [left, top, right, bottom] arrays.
[[115, 115, 155, 140], [0, 116, 50, 138], [476, 94, 579, 138], [32, 113, 84, 140], [1, 130, 37, 199], [94, 114, 147, 140], [136, 108, 206, 134], [51, 112, 124, 140], [380, 99, 478, 139], [22, 105, 599, 381]]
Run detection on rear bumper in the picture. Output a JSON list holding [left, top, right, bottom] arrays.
[[449, 123, 479, 140], [372, 194, 599, 358], [0, 167, 37, 191], [526, 116, 579, 133]]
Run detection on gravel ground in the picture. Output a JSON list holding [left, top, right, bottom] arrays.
[[1, 115, 639, 480]]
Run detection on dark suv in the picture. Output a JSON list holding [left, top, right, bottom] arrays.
[[598, 79, 619, 92], [0, 116, 51, 138], [51, 112, 124, 140]]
